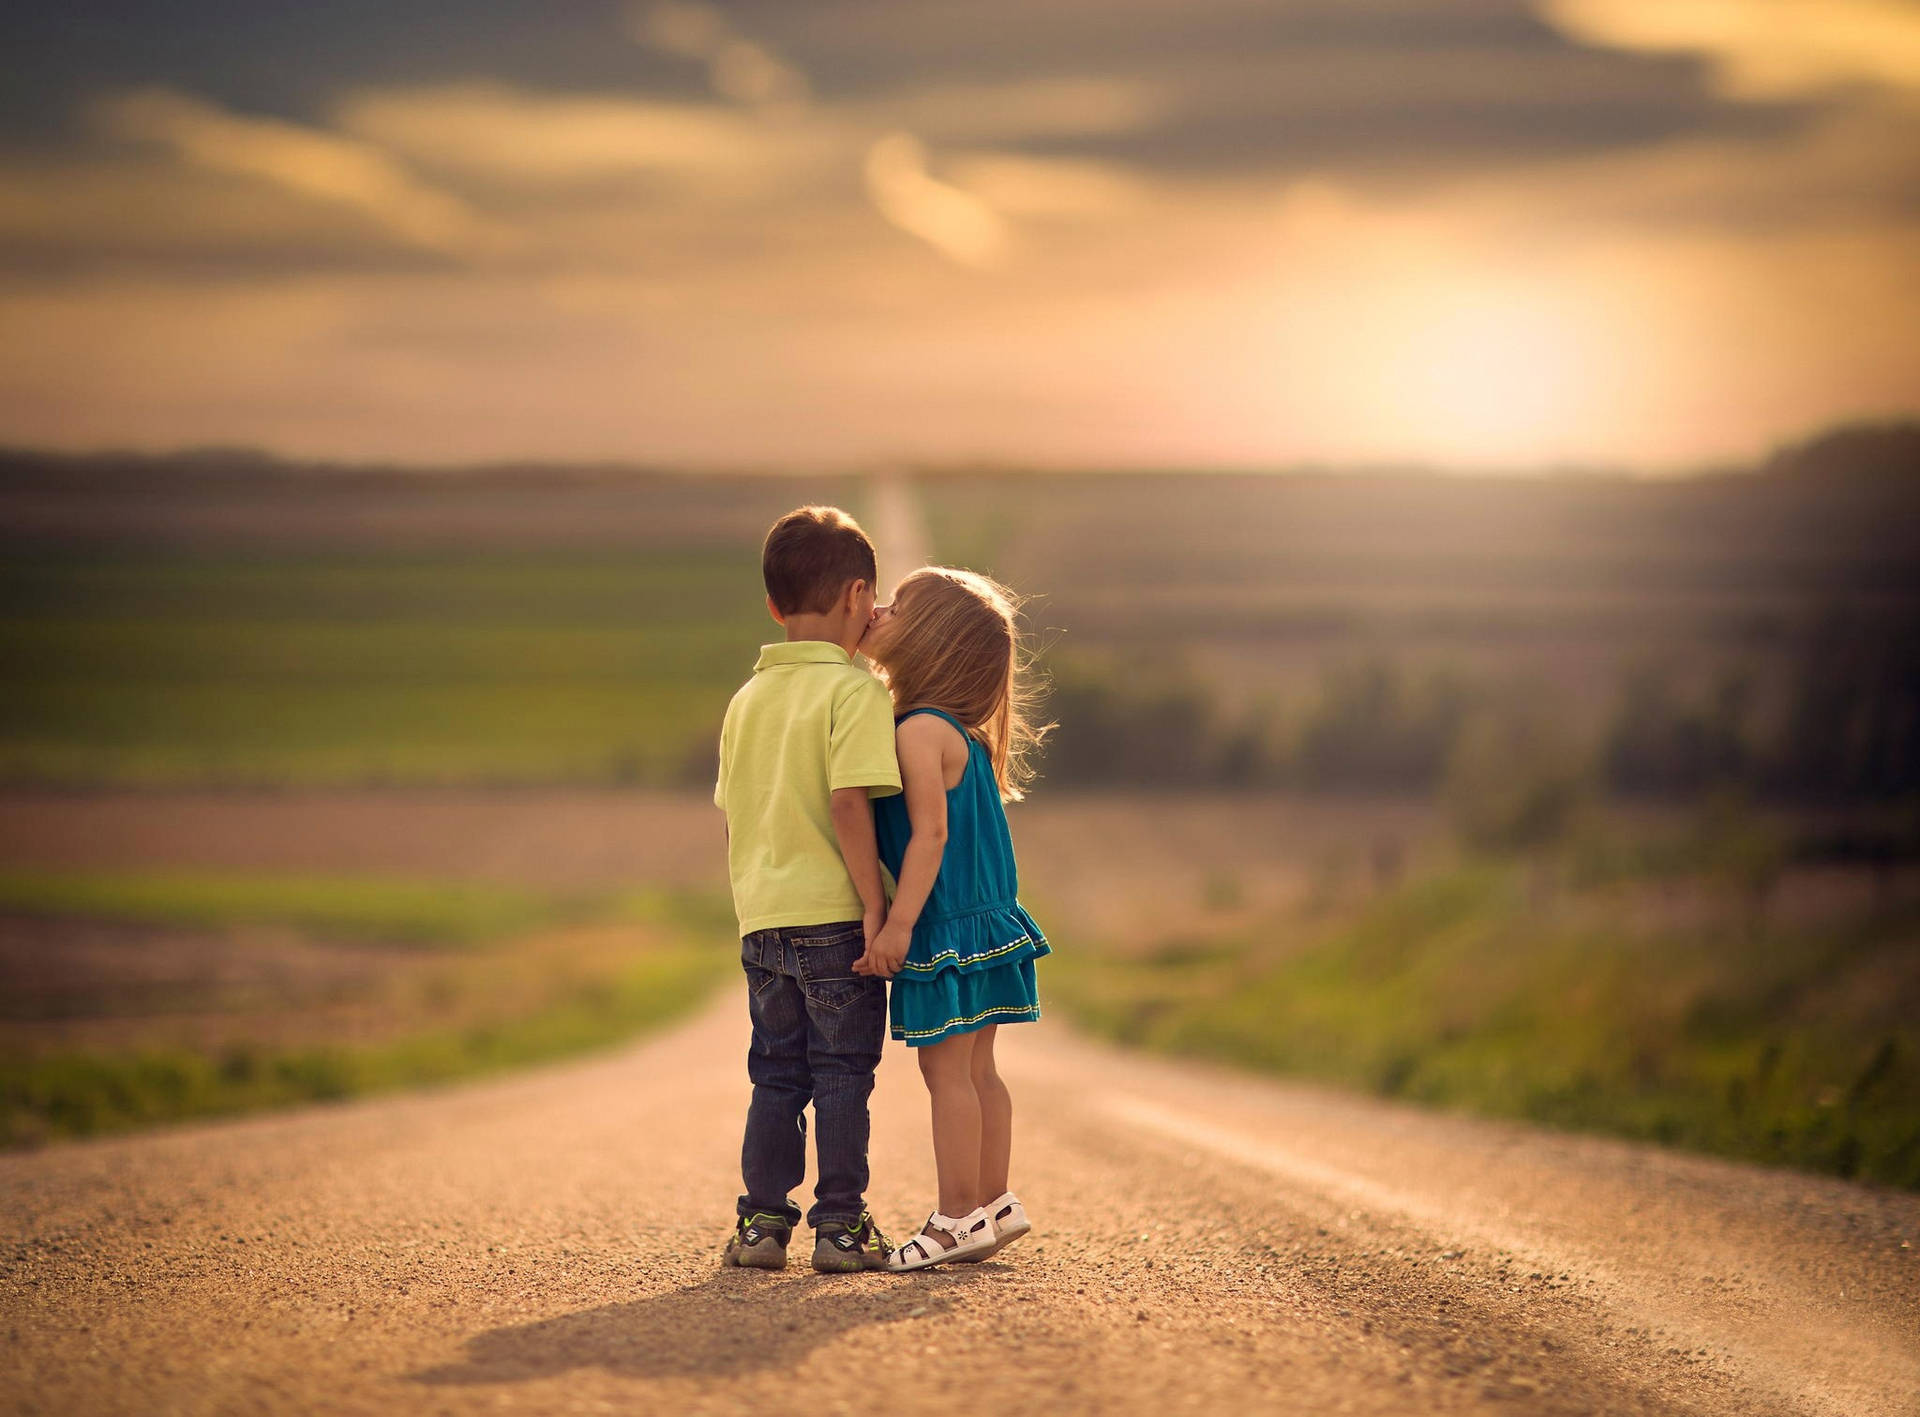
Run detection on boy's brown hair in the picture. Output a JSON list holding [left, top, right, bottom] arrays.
[[762, 506, 877, 616]]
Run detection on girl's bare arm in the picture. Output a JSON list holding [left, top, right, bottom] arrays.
[[856, 715, 953, 977]]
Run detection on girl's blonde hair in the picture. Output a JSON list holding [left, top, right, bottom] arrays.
[[878, 567, 1051, 802]]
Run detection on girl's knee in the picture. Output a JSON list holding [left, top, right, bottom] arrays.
[[915, 1035, 973, 1081], [967, 1030, 999, 1082]]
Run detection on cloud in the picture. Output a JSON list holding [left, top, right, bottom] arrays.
[[0, 157, 439, 274], [94, 89, 513, 259], [627, 5, 1053, 269], [944, 153, 1148, 220], [1539, 0, 1920, 100], [628, 2, 811, 109], [1414, 106, 1920, 235], [336, 83, 841, 191], [850, 77, 1171, 143], [863, 132, 1010, 269], [760, 0, 1761, 176]]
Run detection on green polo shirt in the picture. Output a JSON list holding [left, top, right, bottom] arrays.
[[714, 640, 902, 935]]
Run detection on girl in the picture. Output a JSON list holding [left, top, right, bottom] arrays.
[[854, 566, 1051, 1272]]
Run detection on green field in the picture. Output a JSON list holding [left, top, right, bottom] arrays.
[[0, 868, 602, 947], [0, 550, 767, 787], [3, 446, 1915, 798]]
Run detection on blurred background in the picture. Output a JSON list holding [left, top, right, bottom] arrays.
[[0, 2, 1915, 1187]]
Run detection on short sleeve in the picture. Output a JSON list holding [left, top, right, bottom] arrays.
[[712, 715, 729, 810], [828, 676, 903, 797]]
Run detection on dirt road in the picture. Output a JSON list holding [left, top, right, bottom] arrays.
[[5, 989, 1915, 1417]]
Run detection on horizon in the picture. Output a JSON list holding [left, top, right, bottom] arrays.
[[4, 413, 1913, 484]]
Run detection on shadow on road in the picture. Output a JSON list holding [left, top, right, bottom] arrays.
[[412, 1268, 981, 1386]]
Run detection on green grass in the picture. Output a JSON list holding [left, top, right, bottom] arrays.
[[1049, 862, 1920, 1189], [0, 869, 607, 948], [0, 550, 768, 787], [0, 871, 739, 1145], [0, 943, 724, 1146], [0, 868, 742, 949]]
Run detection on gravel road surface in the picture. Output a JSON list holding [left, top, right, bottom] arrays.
[[5, 994, 1916, 1417]]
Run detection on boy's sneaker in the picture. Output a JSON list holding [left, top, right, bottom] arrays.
[[811, 1212, 894, 1273], [723, 1212, 792, 1270]]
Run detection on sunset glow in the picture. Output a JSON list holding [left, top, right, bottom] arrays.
[[0, 1, 1914, 469]]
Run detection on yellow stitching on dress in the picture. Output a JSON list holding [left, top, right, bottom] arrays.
[[896, 1003, 1040, 1039], [896, 935, 1034, 974]]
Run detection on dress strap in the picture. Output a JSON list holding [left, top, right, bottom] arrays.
[[895, 706, 971, 737]]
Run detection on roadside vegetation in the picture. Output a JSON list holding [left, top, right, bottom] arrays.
[[0, 877, 733, 1147], [1047, 808, 1920, 1190]]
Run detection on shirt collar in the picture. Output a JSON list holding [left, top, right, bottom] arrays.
[[754, 641, 853, 672]]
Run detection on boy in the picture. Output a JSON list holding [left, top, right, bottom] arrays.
[[714, 506, 900, 1273]]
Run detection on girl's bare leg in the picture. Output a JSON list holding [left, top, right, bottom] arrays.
[[969, 1025, 1012, 1200], [916, 1032, 982, 1219]]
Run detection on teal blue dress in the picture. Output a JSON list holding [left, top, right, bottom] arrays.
[[874, 707, 1048, 1047]]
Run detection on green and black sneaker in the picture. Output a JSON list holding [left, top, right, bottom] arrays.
[[723, 1212, 793, 1270], [811, 1212, 894, 1274]]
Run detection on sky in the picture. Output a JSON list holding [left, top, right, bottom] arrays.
[[0, 0, 1916, 471]]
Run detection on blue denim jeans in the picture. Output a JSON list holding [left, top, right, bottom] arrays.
[[737, 921, 887, 1229]]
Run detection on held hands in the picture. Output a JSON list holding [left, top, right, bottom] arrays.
[[869, 920, 913, 980], [852, 911, 911, 979], [851, 905, 888, 977]]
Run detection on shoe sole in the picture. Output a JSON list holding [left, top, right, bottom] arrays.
[[811, 1248, 888, 1274], [953, 1217, 1030, 1263], [723, 1237, 789, 1270], [889, 1230, 997, 1272]]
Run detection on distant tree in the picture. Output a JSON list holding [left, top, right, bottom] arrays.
[[1443, 694, 1589, 851], [1291, 660, 1470, 794], [1038, 656, 1230, 787], [1604, 662, 1755, 797], [1769, 607, 1920, 803], [1762, 421, 1920, 484]]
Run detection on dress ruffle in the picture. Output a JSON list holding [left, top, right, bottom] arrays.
[[890, 957, 1043, 1045], [888, 900, 1049, 1046], [894, 900, 1049, 981]]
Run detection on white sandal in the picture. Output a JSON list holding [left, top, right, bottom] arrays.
[[954, 1192, 1029, 1262], [887, 1207, 996, 1271]]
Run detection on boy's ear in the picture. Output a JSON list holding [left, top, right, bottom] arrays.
[[844, 578, 871, 615], [765, 594, 786, 626]]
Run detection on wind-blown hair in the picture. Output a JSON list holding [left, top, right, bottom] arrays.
[[877, 567, 1052, 802]]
